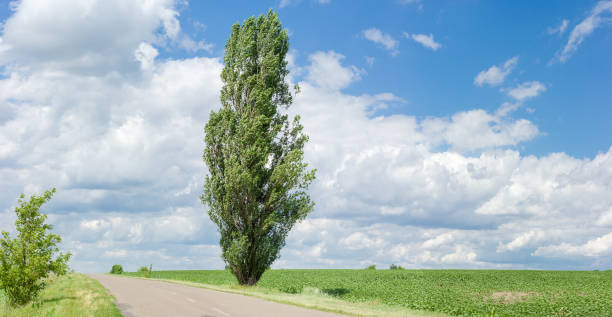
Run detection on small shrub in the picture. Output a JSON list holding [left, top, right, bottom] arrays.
[[138, 264, 153, 277], [366, 265, 376, 270], [390, 264, 405, 270], [110, 265, 123, 274]]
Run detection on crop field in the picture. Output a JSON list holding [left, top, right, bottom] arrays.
[[125, 269, 612, 317]]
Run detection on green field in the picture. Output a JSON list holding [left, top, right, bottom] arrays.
[[125, 269, 611, 317], [0, 273, 121, 317]]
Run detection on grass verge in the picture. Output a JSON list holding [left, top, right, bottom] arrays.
[[0, 273, 121, 317]]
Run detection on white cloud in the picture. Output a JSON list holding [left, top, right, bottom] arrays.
[[533, 232, 612, 257], [497, 231, 543, 252], [474, 56, 518, 86], [596, 209, 612, 226], [179, 36, 213, 53], [404, 33, 441, 51], [134, 42, 159, 71], [362, 28, 399, 56], [0, 0, 184, 75], [340, 232, 384, 251], [306, 51, 363, 90], [104, 249, 128, 258], [438, 109, 539, 152], [441, 246, 478, 265], [505, 81, 546, 101], [557, 1, 612, 63], [548, 19, 569, 35], [422, 232, 454, 249]]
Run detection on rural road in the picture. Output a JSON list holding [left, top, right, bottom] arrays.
[[90, 274, 346, 317]]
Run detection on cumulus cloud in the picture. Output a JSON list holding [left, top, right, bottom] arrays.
[[474, 56, 518, 87], [533, 232, 612, 257], [497, 231, 543, 252], [134, 42, 159, 71], [306, 51, 363, 90], [403, 32, 441, 51], [433, 109, 539, 152], [0, 0, 185, 75], [596, 209, 612, 226], [362, 28, 399, 56], [505, 81, 547, 101], [557, 0, 612, 63]]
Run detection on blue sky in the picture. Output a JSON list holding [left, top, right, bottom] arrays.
[[0, 0, 611, 273]]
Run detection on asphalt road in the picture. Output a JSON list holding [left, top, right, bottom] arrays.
[[90, 274, 346, 317]]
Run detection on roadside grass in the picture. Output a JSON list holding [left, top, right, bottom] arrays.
[[124, 269, 612, 317], [0, 273, 121, 317]]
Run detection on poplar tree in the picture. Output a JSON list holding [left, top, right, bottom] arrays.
[[202, 10, 315, 285]]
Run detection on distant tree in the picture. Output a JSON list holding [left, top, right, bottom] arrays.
[[366, 265, 377, 270], [110, 264, 123, 274], [137, 264, 153, 278], [0, 189, 71, 306], [389, 264, 404, 270], [202, 10, 315, 285]]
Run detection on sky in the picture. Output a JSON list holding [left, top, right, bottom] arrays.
[[0, 0, 610, 273]]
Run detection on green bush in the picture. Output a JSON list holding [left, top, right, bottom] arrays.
[[366, 265, 376, 270], [110, 264, 123, 274], [389, 264, 404, 270], [0, 189, 71, 307], [138, 264, 152, 277]]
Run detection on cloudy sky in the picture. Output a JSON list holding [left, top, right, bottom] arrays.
[[0, 0, 611, 273]]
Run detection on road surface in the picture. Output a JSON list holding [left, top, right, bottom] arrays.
[[90, 274, 345, 317]]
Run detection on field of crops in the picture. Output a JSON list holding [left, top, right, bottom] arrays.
[[124, 269, 611, 316]]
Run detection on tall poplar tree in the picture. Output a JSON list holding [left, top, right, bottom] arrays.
[[202, 10, 315, 285]]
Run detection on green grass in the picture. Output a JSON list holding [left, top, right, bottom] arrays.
[[0, 273, 121, 317], [125, 269, 612, 317]]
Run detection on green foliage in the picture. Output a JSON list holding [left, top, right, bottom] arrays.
[[389, 264, 404, 270], [366, 265, 376, 270], [109, 264, 123, 274], [128, 269, 612, 317], [0, 189, 71, 307], [137, 265, 153, 277], [202, 10, 315, 286]]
